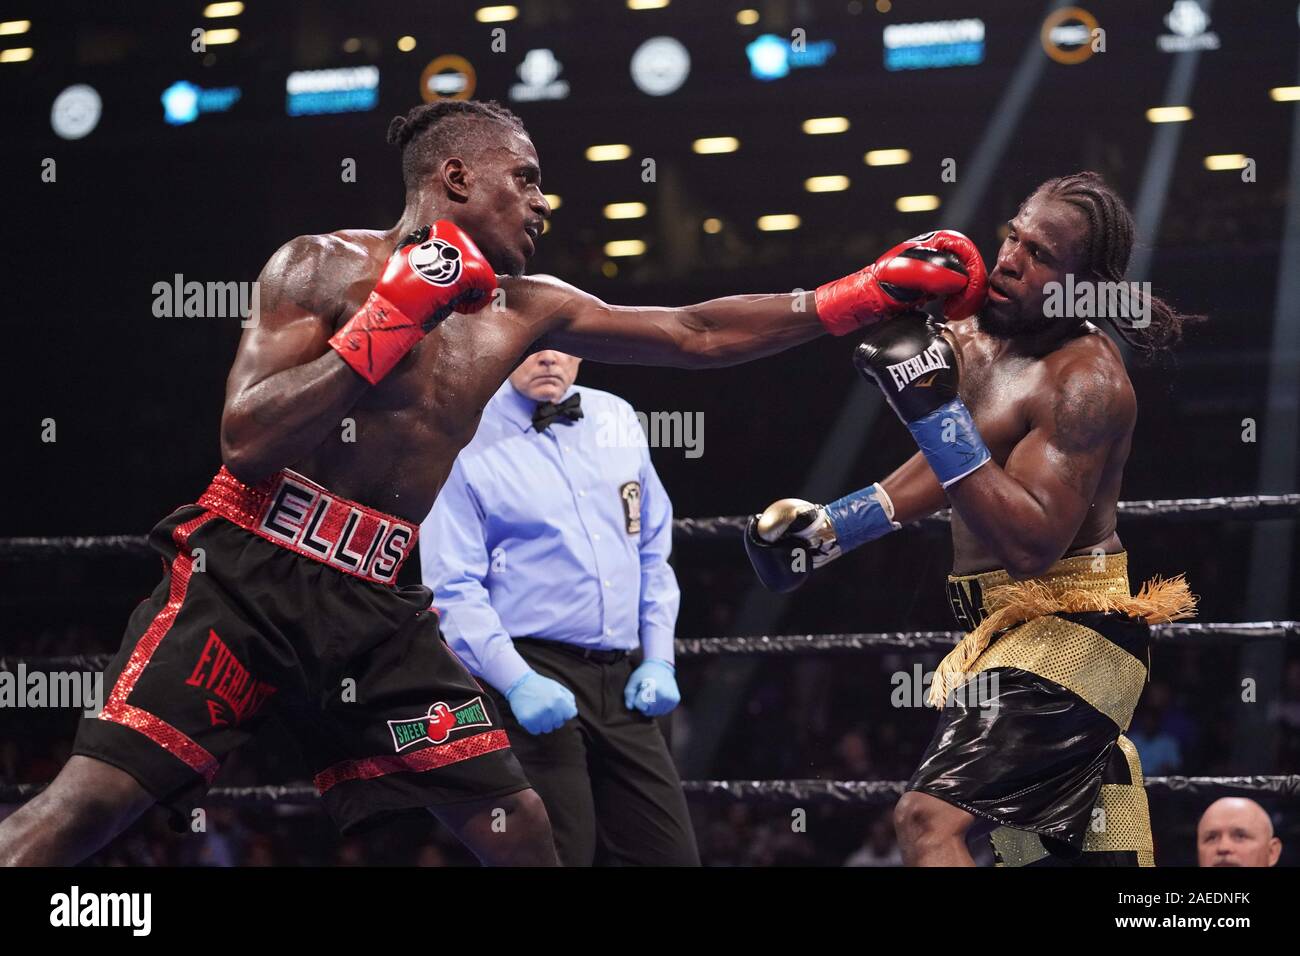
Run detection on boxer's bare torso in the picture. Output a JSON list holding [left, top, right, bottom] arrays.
[[221, 227, 822, 523], [883, 315, 1135, 576], [225, 228, 552, 521], [948, 317, 1134, 573]]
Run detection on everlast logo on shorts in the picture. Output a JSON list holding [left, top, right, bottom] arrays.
[[186, 629, 277, 727], [259, 474, 414, 583], [388, 697, 492, 752], [886, 343, 950, 391]]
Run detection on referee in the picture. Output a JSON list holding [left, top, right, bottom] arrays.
[[421, 350, 699, 866]]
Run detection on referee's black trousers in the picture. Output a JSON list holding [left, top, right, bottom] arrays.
[[486, 638, 700, 866]]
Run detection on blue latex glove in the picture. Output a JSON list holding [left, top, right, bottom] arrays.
[[624, 659, 680, 717], [504, 671, 577, 735]]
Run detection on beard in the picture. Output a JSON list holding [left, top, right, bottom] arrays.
[[979, 297, 1052, 339]]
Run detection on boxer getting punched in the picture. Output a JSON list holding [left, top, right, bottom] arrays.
[[0, 99, 978, 867], [748, 172, 1202, 867]]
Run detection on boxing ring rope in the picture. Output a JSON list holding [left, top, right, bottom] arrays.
[[2, 492, 1297, 815], [3, 620, 1297, 676], [671, 494, 1300, 542], [1, 494, 1297, 558], [2, 776, 1297, 807]]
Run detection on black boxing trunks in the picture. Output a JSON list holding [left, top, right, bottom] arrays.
[[73, 467, 529, 833], [906, 552, 1195, 865]]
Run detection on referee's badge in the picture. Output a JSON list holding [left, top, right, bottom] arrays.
[[619, 481, 642, 535]]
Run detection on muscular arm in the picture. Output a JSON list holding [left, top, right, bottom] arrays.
[[512, 275, 825, 369], [219, 237, 370, 483], [944, 360, 1133, 578], [880, 452, 948, 525]]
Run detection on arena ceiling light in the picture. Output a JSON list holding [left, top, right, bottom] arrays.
[[604, 202, 647, 219], [0, 47, 33, 62], [804, 175, 850, 193], [630, 36, 690, 96], [692, 136, 739, 154], [397, 36, 417, 53], [585, 143, 631, 161], [475, 6, 518, 23], [895, 194, 940, 212], [1145, 106, 1193, 123], [802, 116, 849, 135], [865, 148, 911, 166], [0, 19, 31, 34], [203, 28, 240, 45], [604, 239, 646, 256], [1203, 153, 1248, 171], [757, 214, 800, 231], [51, 84, 101, 139], [628, 0, 670, 9], [544, 193, 562, 209], [702, 218, 723, 233], [203, 2, 244, 17], [1270, 86, 1300, 102], [736, 9, 759, 25]]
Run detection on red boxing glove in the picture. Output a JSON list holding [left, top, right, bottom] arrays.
[[329, 221, 497, 384], [814, 229, 987, 336]]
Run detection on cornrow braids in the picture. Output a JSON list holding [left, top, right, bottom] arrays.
[[386, 99, 528, 192], [1032, 171, 1204, 357]]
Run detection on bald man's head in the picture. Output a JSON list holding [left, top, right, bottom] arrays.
[[1196, 798, 1281, 867]]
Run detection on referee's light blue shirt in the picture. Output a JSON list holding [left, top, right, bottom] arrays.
[[420, 380, 681, 693]]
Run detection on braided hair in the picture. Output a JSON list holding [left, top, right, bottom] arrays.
[[1032, 171, 1203, 356], [386, 99, 528, 194]]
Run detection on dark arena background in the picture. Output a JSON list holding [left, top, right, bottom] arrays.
[[2, 0, 1299, 882]]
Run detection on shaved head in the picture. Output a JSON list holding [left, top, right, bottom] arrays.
[[1196, 798, 1281, 867]]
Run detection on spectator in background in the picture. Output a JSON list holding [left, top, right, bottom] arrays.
[[844, 812, 902, 867], [1127, 708, 1182, 775], [1197, 798, 1282, 867]]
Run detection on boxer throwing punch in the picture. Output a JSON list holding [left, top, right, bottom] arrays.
[[0, 99, 980, 866]]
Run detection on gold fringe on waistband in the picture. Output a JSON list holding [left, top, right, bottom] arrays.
[[927, 570, 1197, 709]]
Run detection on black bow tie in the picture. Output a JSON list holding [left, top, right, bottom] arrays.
[[533, 393, 583, 431]]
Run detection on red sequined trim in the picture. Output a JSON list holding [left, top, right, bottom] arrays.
[[197, 467, 417, 586], [98, 510, 221, 783], [313, 729, 512, 795]]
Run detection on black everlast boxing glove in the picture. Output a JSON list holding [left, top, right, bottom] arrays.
[[744, 499, 840, 593], [853, 314, 991, 488], [744, 487, 902, 593]]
